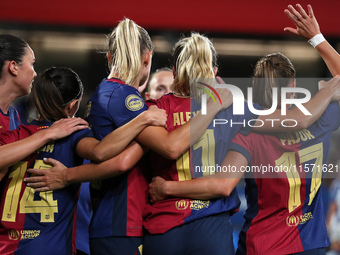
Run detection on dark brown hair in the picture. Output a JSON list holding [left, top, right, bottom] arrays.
[[32, 67, 83, 121], [0, 34, 29, 79], [252, 52, 296, 108]]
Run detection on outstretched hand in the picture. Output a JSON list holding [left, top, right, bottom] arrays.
[[284, 4, 320, 40], [24, 158, 68, 192]]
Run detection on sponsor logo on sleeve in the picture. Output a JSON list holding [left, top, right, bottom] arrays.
[[125, 95, 144, 111]]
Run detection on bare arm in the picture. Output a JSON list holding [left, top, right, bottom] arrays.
[[136, 88, 233, 160], [254, 84, 336, 132], [0, 118, 88, 170], [284, 4, 340, 76], [254, 4, 340, 132], [149, 150, 246, 203], [25, 141, 146, 191], [76, 106, 167, 162]]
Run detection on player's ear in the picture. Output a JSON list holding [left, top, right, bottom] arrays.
[[8, 60, 19, 76], [172, 66, 176, 79], [106, 52, 111, 66], [291, 79, 296, 88], [213, 66, 218, 76], [143, 51, 152, 67], [65, 99, 80, 117]]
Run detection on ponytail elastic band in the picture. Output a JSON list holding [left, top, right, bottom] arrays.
[[308, 34, 326, 48]]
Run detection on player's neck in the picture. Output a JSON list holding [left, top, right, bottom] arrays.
[[107, 71, 139, 89], [0, 88, 19, 114]]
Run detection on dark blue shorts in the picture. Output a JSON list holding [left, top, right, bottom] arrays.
[[143, 212, 234, 255], [90, 236, 143, 255]]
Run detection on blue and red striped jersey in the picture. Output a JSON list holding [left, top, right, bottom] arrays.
[[0, 119, 92, 255], [143, 93, 260, 234], [230, 102, 340, 255], [86, 78, 149, 238]]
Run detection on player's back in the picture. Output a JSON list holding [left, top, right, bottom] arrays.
[[233, 102, 340, 255], [0, 120, 91, 255]]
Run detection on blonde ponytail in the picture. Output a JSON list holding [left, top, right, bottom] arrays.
[[107, 18, 153, 86], [172, 33, 217, 98]]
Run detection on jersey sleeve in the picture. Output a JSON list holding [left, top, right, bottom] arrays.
[[228, 132, 253, 163], [72, 128, 94, 153], [107, 85, 148, 128], [318, 102, 340, 131]]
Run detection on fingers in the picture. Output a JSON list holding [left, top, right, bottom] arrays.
[[284, 8, 299, 24], [72, 124, 89, 132], [33, 187, 51, 192], [24, 176, 46, 183], [42, 157, 59, 167], [26, 182, 46, 189], [296, 4, 308, 18], [24, 176, 51, 191], [307, 4, 314, 18], [27, 168, 44, 176], [54, 117, 88, 127], [287, 4, 302, 21], [283, 27, 298, 36], [318, 80, 326, 90], [43, 158, 66, 170], [49, 118, 89, 140]]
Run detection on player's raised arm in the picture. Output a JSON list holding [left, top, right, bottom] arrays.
[[284, 4, 340, 77]]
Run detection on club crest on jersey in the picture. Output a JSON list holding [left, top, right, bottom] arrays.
[[125, 94, 144, 111]]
